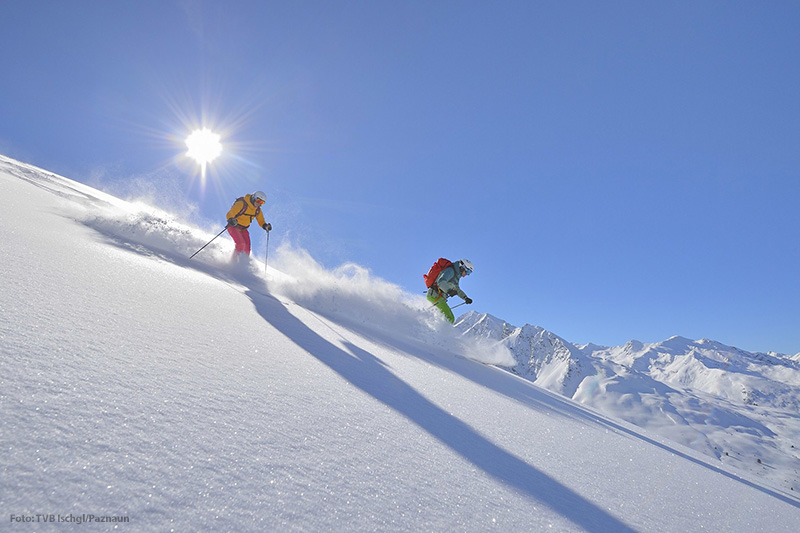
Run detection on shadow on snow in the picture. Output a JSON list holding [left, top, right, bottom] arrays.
[[245, 289, 636, 532]]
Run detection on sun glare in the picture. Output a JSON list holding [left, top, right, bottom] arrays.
[[185, 128, 223, 167]]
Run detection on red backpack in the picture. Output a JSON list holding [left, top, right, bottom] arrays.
[[424, 258, 453, 288]]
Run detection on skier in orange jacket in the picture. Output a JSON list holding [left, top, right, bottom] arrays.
[[226, 191, 272, 258]]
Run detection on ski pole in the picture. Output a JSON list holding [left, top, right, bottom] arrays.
[[264, 229, 271, 274], [428, 299, 469, 310], [189, 226, 228, 259]]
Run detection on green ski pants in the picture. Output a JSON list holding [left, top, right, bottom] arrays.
[[427, 292, 454, 323]]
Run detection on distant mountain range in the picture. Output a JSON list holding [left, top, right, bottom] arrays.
[[455, 311, 800, 493]]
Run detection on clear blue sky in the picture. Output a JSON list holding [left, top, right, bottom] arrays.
[[2, 1, 798, 354]]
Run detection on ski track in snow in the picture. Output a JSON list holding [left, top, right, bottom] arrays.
[[2, 155, 799, 531]]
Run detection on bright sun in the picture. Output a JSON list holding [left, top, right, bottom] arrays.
[[185, 128, 222, 167]]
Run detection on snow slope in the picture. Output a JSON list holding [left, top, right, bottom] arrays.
[[1, 154, 799, 531], [456, 312, 800, 494]]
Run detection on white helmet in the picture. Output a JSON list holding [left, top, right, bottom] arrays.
[[460, 259, 474, 275], [252, 191, 267, 205]]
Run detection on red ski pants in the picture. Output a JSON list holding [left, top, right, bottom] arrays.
[[227, 226, 251, 255]]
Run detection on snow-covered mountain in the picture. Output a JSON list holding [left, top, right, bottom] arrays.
[[456, 313, 594, 397], [456, 311, 800, 494], [2, 154, 799, 531]]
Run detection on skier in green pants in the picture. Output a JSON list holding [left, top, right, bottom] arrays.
[[426, 259, 474, 323]]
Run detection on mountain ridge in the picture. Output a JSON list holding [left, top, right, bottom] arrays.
[[455, 310, 800, 492]]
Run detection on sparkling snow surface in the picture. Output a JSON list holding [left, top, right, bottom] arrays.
[[1, 155, 798, 531]]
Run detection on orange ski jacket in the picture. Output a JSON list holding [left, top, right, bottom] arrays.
[[226, 194, 267, 229]]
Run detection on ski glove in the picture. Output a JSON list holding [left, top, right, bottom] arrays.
[[227, 218, 238, 227], [263, 222, 272, 231], [464, 297, 473, 304]]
